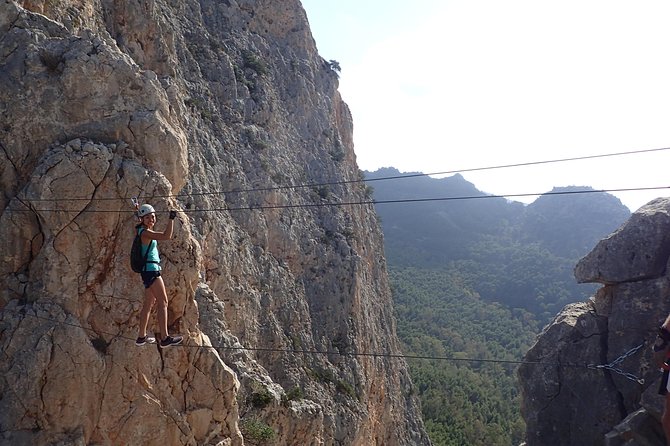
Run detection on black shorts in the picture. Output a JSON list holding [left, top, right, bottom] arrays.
[[141, 271, 161, 289]]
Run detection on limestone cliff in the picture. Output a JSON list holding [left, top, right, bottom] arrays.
[[519, 198, 670, 446], [0, 1, 430, 445]]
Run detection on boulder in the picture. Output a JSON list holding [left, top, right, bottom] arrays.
[[521, 198, 670, 445], [575, 198, 670, 284]]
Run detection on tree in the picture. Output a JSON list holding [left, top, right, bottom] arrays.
[[327, 59, 341, 74]]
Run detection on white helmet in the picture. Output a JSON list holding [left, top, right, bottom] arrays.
[[137, 204, 156, 217]]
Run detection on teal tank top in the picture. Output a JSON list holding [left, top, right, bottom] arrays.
[[138, 228, 161, 271]]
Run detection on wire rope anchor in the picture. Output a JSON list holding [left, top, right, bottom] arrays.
[[587, 342, 646, 385]]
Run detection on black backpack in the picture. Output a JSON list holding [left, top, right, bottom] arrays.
[[130, 228, 157, 273]]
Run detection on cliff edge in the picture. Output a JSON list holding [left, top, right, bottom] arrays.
[[0, 1, 429, 445], [519, 198, 670, 446]]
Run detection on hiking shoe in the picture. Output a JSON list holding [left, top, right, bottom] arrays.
[[160, 335, 183, 348], [136, 336, 156, 346]]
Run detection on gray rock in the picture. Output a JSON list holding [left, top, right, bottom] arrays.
[[575, 198, 670, 284], [0, 1, 429, 445], [521, 199, 670, 445], [604, 409, 664, 446]]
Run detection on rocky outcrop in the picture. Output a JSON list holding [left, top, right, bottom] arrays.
[[519, 198, 670, 446], [0, 1, 429, 445]]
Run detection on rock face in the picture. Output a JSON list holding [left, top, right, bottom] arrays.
[[519, 198, 670, 446], [0, 1, 429, 445]]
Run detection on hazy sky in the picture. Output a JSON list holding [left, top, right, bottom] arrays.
[[300, 0, 670, 212]]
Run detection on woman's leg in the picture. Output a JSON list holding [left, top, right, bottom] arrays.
[[138, 287, 156, 338], [149, 276, 169, 340]]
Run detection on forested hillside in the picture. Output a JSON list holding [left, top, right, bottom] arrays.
[[367, 168, 630, 320], [391, 267, 535, 445], [367, 168, 631, 445]]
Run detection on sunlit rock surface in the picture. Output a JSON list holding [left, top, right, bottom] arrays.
[[0, 1, 429, 444]]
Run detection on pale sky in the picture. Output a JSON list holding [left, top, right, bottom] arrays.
[[301, 0, 670, 212]]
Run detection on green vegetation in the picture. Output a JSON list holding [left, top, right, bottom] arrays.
[[242, 50, 268, 76], [250, 388, 274, 409], [364, 184, 374, 200], [367, 168, 630, 323], [391, 267, 534, 445], [366, 168, 632, 445], [327, 59, 341, 75], [329, 147, 345, 162], [450, 236, 584, 320], [240, 418, 275, 444], [281, 386, 304, 406], [233, 64, 253, 90], [311, 185, 330, 200], [234, 49, 268, 93]]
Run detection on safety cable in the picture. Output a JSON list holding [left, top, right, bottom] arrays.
[[17, 146, 670, 202], [5, 185, 669, 214], [0, 306, 648, 383], [191, 186, 669, 213]]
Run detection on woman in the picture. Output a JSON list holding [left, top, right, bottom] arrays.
[[135, 203, 183, 348]]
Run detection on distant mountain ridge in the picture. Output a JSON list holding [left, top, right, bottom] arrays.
[[366, 168, 521, 264], [365, 167, 631, 318], [367, 167, 635, 444], [521, 185, 632, 258]]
